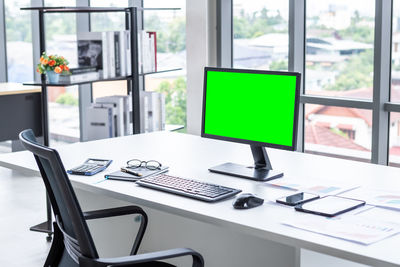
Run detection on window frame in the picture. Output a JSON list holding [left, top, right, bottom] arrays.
[[222, 0, 396, 165]]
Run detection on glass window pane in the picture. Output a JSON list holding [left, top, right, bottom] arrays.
[[144, 1, 187, 130], [392, 1, 400, 102], [305, 0, 375, 99], [233, 0, 289, 70], [389, 112, 400, 167], [44, 0, 79, 146], [90, 1, 128, 32], [304, 104, 371, 162], [5, 0, 33, 82]]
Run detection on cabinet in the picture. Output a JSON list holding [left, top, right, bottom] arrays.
[[21, 5, 180, 239]]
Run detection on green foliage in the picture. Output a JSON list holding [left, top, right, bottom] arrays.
[[233, 8, 287, 39], [44, 13, 76, 41], [269, 60, 288, 71], [330, 128, 349, 139], [324, 50, 373, 91], [337, 25, 374, 44], [90, 13, 125, 32], [144, 15, 186, 53], [156, 77, 186, 126], [55, 93, 78, 106], [393, 63, 400, 71], [5, 5, 31, 42], [5, 6, 76, 42]]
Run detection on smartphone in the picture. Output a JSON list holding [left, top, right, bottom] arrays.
[[276, 192, 319, 206]]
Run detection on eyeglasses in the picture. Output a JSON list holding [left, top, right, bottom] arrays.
[[126, 159, 162, 170]]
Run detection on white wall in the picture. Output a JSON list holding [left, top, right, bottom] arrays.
[[186, 0, 217, 135]]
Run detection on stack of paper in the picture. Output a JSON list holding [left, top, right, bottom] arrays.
[[283, 215, 400, 245]]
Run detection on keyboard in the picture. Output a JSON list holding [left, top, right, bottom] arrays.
[[136, 173, 242, 202]]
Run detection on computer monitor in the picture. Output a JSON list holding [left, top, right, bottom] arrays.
[[201, 67, 301, 181]]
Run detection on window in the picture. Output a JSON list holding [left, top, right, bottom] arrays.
[[389, 1, 400, 166], [303, 0, 375, 160], [90, 1, 128, 32], [389, 112, 400, 166], [305, 0, 375, 98], [304, 105, 371, 161], [392, 0, 400, 103], [233, 0, 289, 70], [223, 0, 396, 166], [44, 0, 79, 146], [144, 0, 187, 129], [5, 0, 33, 82]]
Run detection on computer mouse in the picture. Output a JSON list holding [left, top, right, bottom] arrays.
[[233, 193, 264, 209]]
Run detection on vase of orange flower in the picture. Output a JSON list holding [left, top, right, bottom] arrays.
[[37, 52, 70, 84]]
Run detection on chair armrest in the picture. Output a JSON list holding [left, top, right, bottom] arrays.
[[83, 206, 148, 255], [80, 248, 204, 267], [83, 206, 146, 220]]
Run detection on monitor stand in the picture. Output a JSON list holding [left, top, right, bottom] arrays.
[[209, 145, 283, 181]]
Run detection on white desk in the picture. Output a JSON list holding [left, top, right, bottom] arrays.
[[2, 131, 400, 266]]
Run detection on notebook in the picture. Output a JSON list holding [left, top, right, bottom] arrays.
[[105, 166, 169, 182]]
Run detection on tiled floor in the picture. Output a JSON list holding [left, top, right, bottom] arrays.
[[0, 167, 50, 266]]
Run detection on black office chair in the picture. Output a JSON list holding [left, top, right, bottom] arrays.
[[19, 129, 204, 267]]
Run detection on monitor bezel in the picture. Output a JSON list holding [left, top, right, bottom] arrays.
[[201, 67, 301, 152]]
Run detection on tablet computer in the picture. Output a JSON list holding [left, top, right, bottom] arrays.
[[294, 195, 365, 217]]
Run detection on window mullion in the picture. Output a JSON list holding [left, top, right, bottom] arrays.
[[217, 0, 233, 68], [371, 0, 392, 165], [289, 0, 305, 152]]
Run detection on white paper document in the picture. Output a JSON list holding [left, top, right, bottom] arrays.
[[283, 215, 400, 245], [342, 187, 400, 211], [266, 177, 360, 196]]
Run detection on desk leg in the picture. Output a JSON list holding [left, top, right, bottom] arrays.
[[29, 193, 53, 242], [295, 247, 301, 267]]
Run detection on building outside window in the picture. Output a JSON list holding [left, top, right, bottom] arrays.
[[233, 0, 289, 71], [303, 0, 375, 161]]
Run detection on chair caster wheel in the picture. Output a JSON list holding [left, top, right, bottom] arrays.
[[46, 235, 52, 242]]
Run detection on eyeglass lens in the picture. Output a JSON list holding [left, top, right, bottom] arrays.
[[127, 159, 161, 170]]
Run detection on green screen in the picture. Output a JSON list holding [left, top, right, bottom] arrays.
[[204, 70, 297, 147]]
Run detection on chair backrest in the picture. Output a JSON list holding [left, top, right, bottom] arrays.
[[19, 129, 98, 263]]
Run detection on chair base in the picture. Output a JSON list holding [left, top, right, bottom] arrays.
[[30, 220, 53, 241]]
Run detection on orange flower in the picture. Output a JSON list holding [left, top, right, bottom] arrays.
[[63, 65, 69, 71], [54, 66, 62, 74], [59, 65, 64, 70], [48, 60, 56, 66], [36, 67, 40, 73], [42, 59, 48, 65], [40, 56, 44, 63]]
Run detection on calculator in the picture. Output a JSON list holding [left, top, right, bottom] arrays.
[[67, 159, 113, 176]]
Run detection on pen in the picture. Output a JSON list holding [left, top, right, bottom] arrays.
[[121, 167, 143, 177]]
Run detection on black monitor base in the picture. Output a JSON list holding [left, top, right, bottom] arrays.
[[209, 162, 283, 181], [209, 145, 283, 181]]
